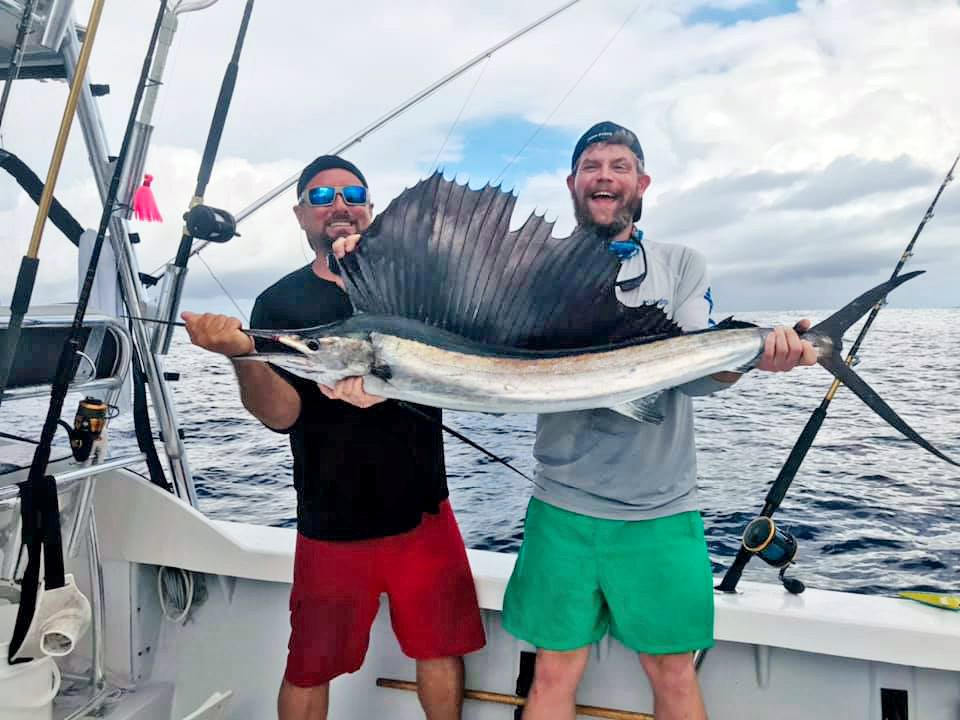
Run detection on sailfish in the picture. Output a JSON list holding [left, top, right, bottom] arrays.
[[234, 172, 956, 467]]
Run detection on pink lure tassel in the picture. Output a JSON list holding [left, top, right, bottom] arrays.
[[132, 173, 163, 222]]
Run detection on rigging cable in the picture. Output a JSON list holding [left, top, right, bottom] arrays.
[[148, 0, 584, 276], [138, 1, 583, 487], [430, 57, 491, 173], [195, 253, 248, 323], [494, 2, 642, 185]]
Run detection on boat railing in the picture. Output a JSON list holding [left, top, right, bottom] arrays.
[[0, 449, 147, 719], [0, 308, 132, 404], [0, 452, 146, 498]]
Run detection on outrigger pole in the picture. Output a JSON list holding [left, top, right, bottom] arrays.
[[161, 0, 583, 271], [231, 0, 582, 225], [7, 0, 170, 662], [715, 151, 960, 597]]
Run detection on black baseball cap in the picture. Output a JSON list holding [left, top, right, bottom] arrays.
[[571, 121, 645, 221], [296, 155, 368, 199]]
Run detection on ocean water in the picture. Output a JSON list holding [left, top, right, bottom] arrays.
[[3, 308, 958, 596]]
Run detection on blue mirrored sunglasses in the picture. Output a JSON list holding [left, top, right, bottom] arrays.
[[301, 185, 367, 207]]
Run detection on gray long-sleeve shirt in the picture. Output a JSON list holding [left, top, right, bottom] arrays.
[[532, 237, 733, 520]]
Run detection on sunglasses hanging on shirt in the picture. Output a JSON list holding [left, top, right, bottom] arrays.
[[611, 228, 647, 292]]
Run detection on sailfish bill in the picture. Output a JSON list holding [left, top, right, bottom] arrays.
[[233, 173, 956, 468]]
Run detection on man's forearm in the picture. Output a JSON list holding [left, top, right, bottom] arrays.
[[231, 360, 300, 430]]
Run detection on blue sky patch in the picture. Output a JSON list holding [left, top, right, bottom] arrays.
[[686, 0, 799, 27], [419, 116, 575, 190]]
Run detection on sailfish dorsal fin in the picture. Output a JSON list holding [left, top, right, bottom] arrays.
[[338, 172, 683, 349]]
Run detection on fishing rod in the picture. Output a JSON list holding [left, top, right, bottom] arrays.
[[397, 401, 539, 488], [716, 151, 960, 597], [0, 0, 38, 133], [8, 0, 171, 662], [149, 0, 583, 277], [0, 0, 107, 411], [150, 0, 254, 354]]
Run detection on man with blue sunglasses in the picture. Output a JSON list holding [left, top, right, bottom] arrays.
[[182, 155, 485, 720]]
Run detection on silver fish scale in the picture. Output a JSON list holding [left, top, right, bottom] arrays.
[[360, 328, 766, 414]]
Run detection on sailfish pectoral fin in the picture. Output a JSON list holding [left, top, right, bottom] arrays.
[[608, 394, 666, 424]]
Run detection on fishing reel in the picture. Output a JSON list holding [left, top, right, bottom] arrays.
[[59, 397, 113, 463], [183, 204, 239, 243], [741, 516, 806, 595]]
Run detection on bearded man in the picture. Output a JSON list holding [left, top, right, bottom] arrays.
[[182, 155, 485, 720], [500, 123, 816, 720]]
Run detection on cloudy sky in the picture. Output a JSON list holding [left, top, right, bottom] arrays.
[[1, 0, 958, 319]]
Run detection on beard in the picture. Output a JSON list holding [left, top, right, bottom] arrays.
[[572, 193, 639, 239], [306, 212, 357, 254], [305, 232, 333, 255]]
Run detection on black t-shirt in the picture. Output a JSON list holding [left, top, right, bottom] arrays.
[[250, 264, 448, 541]]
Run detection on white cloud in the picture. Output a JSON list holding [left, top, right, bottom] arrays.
[[1, 0, 958, 315]]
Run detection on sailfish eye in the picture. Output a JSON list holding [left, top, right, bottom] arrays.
[[305, 339, 321, 352]]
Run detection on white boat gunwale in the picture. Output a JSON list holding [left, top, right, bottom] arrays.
[[93, 469, 960, 675]]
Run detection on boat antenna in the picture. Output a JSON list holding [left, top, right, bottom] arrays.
[[715, 151, 960, 597], [0, 0, 38, 140], [6, 0, 170, 663]]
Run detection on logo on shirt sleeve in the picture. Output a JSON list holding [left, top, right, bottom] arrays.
[[704, 286, 716, 327]]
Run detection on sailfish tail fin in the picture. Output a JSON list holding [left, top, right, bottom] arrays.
[[806, 270, 958, 467]]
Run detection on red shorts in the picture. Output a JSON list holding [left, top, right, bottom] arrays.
[[284, 501, 486, 687]]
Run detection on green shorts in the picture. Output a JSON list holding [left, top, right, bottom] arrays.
[[502, 498, 714, 655]]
